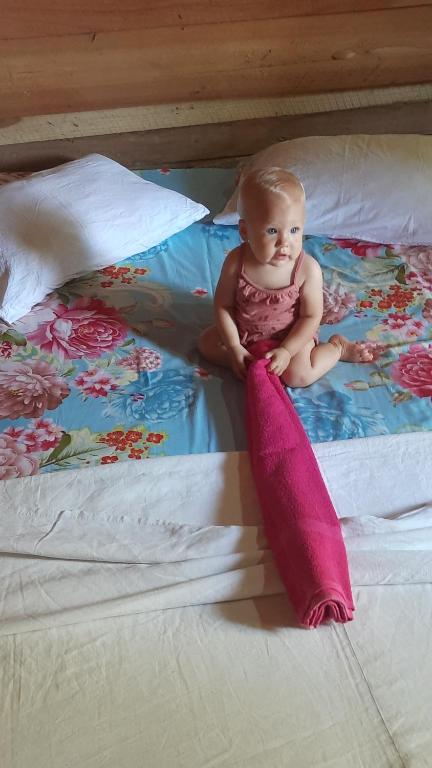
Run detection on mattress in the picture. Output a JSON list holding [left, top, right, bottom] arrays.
[[1, 430, 431, 767], [2, 589, 431, 768], [1, 168, 431, 478], [1, 167, 431, 768]]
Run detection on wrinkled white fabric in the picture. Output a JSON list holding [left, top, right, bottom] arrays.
[[0, 432, 430, 635], [1, 431, 432, 768]]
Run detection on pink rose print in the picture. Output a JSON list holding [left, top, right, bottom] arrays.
[[391, 343, 432, 399], [393, 245, 432, 272], [0, 360, 69, 419], [405, 270, 432, 292], [393, 245, 432, 292], [10, 418, 64, 453], [0, 433, 39, 480], [0, 341, 14, 359], [22, 298, 128, 360], [3, 426, 25, 439], [333, 239, 386, 259], [423, 299, 432, 323], [322, 283, 356, 325], [75, 368, 119, 398], [119, 347, 162, 372], [382, 312, 425, 340]]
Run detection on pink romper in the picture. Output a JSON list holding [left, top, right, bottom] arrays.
[[235, 248, 308, 348]]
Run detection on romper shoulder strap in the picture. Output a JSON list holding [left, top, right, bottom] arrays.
[[237, 241, 248, 277]]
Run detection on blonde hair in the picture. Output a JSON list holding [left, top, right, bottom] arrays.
[[238, 167, 305, 218]]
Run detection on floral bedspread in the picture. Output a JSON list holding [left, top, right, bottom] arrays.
[[292, 235, 432, 441], [0, 172, 431, 480]]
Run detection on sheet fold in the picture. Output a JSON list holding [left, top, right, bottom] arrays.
[[0, 435, 431, 636]]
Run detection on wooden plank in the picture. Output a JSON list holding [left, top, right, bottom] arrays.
[[1, 7, 432, 119], [1, 100, 430, 173], [2, 2, 430, 39], [2, 84, 431, 146]]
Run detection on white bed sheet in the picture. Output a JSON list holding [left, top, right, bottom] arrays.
[[0, 431, 431, 635], [4, 590, 431, 768], [1, 431, 431, 767]]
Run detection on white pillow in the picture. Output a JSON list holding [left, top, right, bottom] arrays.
[[214, 134, 432, 245], [0, 154, 208, 323]]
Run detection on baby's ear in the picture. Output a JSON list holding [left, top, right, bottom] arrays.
[[239, 219, 248, 242]]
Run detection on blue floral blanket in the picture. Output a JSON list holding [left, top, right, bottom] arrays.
[[0, 169, 431, 479]]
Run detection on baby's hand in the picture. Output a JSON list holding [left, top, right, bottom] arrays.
[[265, 347, 292, 376], [228, 344, 254, 381]]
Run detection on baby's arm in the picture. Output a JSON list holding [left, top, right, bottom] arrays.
[[214, 249, 241, 349], [214, 248, 253, 379], [266, 256, 323, 374]]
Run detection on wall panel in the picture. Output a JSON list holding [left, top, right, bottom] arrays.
[[1, 5, 432, 120]]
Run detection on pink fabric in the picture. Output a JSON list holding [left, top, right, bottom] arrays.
[[235, 249, 305, 346], [246, 339, 355, 628]]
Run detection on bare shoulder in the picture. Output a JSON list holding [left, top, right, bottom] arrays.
[[222, 244, 243, 275], [300, 252, 323, 283], [303, 252, 322, 274]]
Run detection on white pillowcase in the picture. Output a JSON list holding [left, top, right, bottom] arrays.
[[214, 134, 432, 245], [0, 154, 209, 323]]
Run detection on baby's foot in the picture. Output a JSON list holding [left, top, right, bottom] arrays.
[[329, 334, 382, 363]]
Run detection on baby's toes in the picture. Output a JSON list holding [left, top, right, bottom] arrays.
[[365, 342, 384, 361], [361, 346, 374, 361]]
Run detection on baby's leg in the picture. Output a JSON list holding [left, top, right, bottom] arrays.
[[198, 326, 231, 368], [327, 334, 381, 363], [282, 335, 379, 388]]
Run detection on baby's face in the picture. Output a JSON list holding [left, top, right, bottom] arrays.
[[239, 191, 305, 268]]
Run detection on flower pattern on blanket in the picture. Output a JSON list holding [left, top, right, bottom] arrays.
[[394, 245, 432, 292], [0, 213, 431, 477], [310, 236, 432, 414], [105, 369, 196, 422], [5, 418, 63, 453], [0, 432, 39, 479], [332, 239, 387, 260], [0, 359, 69, 419], [322, 281, 357, 325], [290, 391, 389, 443], [17, 297, 128, 360], [391, 343, 432, 399]]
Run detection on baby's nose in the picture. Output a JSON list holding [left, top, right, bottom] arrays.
[[277, 237, 290, 248], [277, 231, 291, 244]]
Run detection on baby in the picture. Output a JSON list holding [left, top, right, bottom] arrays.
[[199, 167, 378, 385]]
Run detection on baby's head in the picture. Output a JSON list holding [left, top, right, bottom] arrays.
[[237, 167, 305, 266]]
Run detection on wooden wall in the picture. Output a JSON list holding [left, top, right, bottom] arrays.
[[1, 1, 432, 121]]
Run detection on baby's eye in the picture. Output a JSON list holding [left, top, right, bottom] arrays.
[[290, 226, 300, 234], [266, 227, 277, 235]]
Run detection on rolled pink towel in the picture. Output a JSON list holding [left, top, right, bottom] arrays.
[[246, 340, 354, 628]]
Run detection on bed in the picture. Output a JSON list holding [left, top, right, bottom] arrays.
[[1, 155, 432, 767], [2, 1, 432, 757]]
